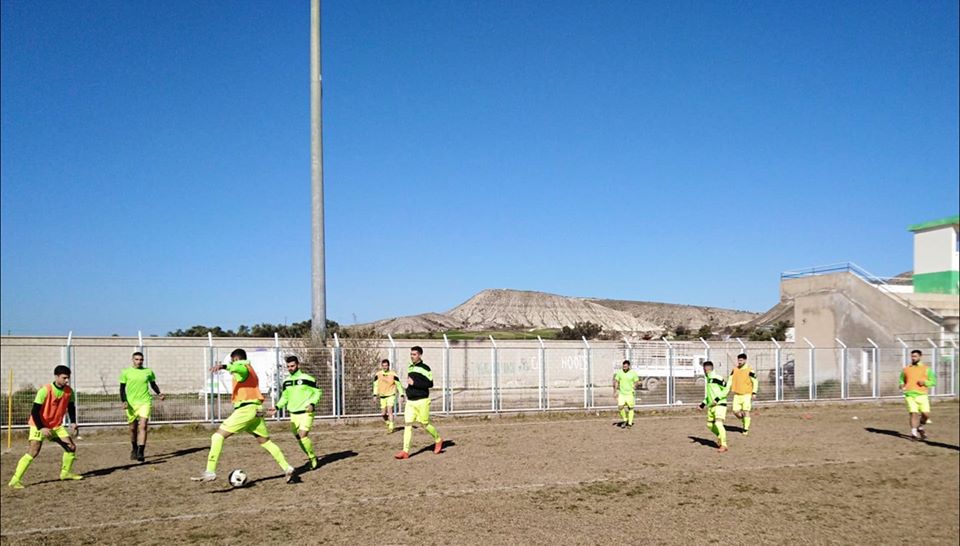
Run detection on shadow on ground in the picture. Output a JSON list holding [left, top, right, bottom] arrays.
[[687, 436, 718, 449], [411, 440, 457, 457], [864, 427, 959, 452]]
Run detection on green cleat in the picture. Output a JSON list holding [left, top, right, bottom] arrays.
[[60, 472, 83, 481], [310, 457, 318, 470], [8, 478, 25, 489]]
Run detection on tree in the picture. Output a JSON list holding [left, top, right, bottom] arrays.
[[696, 324, 713, 340], [556, 321, 603, 340]]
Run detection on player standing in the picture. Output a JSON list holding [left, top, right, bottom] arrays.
[[613, 360, 641, 428], [373, 359, 405, 433], [698, 361, 730, 453], [192, 349, 295, 483], [728, 353, 757, 435], [394, 346, 443, 459], [276, 355, 322, 469], [8, 365, 82, 489], [900, 349, 937, 440], [120, 351, 165, 462]]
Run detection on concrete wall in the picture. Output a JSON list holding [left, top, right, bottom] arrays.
[[914, 226, 959, 275], [782, 272, 941, 348]]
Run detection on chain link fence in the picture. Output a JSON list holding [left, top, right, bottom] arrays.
[[1, 336, 957, 429]]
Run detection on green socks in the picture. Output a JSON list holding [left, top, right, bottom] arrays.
[[12, 454, 33, 482], [61, 451, 77, 475], [619, 408, 626, 422], [425, 423, 440, 442], [627, 409, 635, 426], [402, 426, 413, 452], [716, 421, 727, 447], [206, 433, 225, 473], [387, 420, 395, 432], [743, 416, 751, 431], [260, 440, 290, 470], [297, 436, 316, 460]]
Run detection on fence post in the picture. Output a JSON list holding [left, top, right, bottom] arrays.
[[272, 333, 281, 419], [835, 338, 847, 399], [207, 332, 215, 423], [663, 337, 674, 405], [699, 337, 711, 363], [866, 338, 879, 399], [771, 338, 782, 401], [332, 333, 342, 418], [950, 340, 958, 396], [137, 330, 144, 353], [538, 336, 546, 410], [804, 337, 816, 400], [387, 334, 397, 371], [582, 336, 592, 408], [896, 337, 908, 373], [623, 336, 633, 365], [927, 338, 938, 396], [63, 331, 76, 427], [489, 336, 499, 412], [442, 334, 451, 413]]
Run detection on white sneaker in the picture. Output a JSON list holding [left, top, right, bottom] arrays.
[[191, 470, 216, 482], [284, 466, 295, 483]]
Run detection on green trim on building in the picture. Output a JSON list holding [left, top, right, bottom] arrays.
[[913, 271, 960, 295], [908, 215, 960, 233]]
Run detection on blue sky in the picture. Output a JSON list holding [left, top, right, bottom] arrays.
[[2, 1, 958, 336]]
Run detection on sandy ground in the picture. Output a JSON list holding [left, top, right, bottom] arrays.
[[1, 400, 957, 545]]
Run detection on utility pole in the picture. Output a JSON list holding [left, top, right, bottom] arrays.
[[310, 0, 327, 340]]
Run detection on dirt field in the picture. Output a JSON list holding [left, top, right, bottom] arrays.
[[1, 400, 958, 545]]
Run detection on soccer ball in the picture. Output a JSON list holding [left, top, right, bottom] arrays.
[[228, 469, 248, 487]]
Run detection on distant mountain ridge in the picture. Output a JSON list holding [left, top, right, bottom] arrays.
[[362, 289, 759, 335]]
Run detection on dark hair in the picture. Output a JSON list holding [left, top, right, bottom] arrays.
[[737, 353, 747, 360], [132, 351, 144, 358], [285, 355, 299, 364], [911, 349, 922, 356], [702, 360, 714, 368], [622, 360, 630, 365], [410, 346, 423, 355], [54, 365, 71, 376], [230, 348, 247, 360], [381, 359, 390, 364]]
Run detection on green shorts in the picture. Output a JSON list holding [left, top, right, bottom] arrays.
[[379, 395, 397, 410], [289, 412, 314, 434], [28, 425, 70, 443], [732, 394, 752, 412], [221, 404, 269, 437], [125, 402, 152, 423], [617, 393, 636, 408], [404, 398, 431, 425], [905, 394, 930, 414], [707, 405, 727, 423]]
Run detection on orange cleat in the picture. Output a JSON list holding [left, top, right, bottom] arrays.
[[434, 439, 444, 454], [717, 446, 729, 453], [394, 451, 409, 460]]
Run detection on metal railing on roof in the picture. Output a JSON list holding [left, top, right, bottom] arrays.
[[780, 262, 943, 324]]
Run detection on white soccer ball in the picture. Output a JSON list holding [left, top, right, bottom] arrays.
[[228, 469, 248, 487]]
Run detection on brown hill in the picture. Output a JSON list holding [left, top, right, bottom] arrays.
[[363, 289, 760, 335]]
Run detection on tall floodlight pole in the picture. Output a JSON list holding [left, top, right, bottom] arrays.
[[310, 0, 327, 340]]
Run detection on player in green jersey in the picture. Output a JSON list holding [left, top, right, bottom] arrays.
[[276, 355, 323, 469], [613, 360, 641, 427], [698, 361, 730, 453], [120, 351, 165, 462]]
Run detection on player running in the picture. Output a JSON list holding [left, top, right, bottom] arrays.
[[8, 365, 83, 489], [193, 349, 295, 483], [120, 351, 165, 462], [729, 353, 757, 435], [900, 349, 937, 440], [698, 361, 730, 453], [276, 355, 322, 469], [394, 346, 443, 459], [613, 360, 641, 428], [373, 359, 405, 433]]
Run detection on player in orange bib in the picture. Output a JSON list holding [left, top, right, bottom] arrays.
[[900, 349, 937, 440], [8, 365, 82, 489]]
